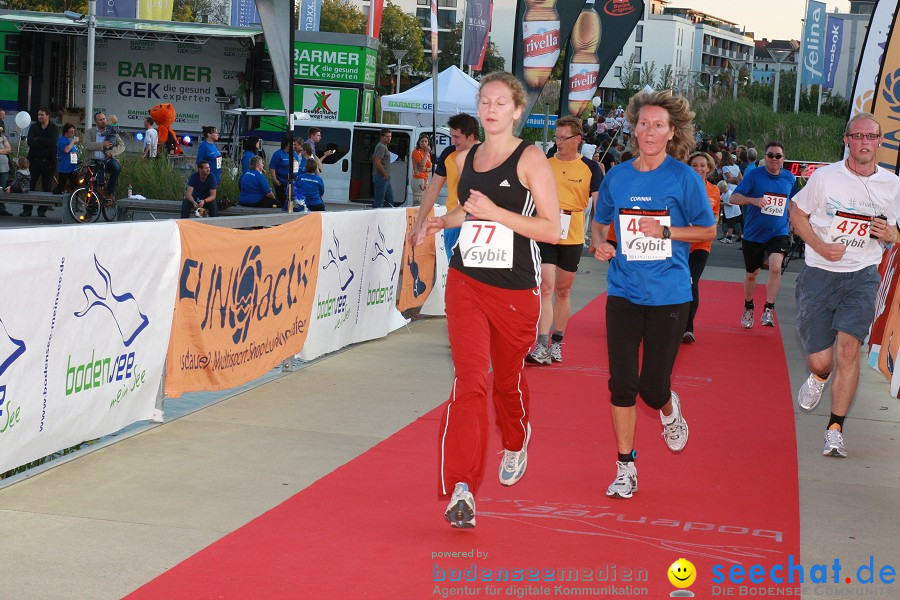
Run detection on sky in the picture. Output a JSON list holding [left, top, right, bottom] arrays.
[[682, 0, 852, 41]]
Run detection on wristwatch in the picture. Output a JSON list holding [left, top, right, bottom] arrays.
[[662, 226, 671, 239]]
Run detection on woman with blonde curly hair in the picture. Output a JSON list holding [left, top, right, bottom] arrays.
[[590, 89, 717, 499]]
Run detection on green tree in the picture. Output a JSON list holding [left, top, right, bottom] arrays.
[[377, 1, 424, 93], [0, 0, 85, 11], [320, 0, 366, 35], [437, 22, 505, 74], [639, 61, 657, 90], [618, 52, 640, 93], [657, 64, 674, 90], [171, 0, 227, 24]]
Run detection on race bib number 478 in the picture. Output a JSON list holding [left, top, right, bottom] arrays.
[[459, 221, 514, 268], [827, 210, 872, 253], [618, 208, 671, 261]]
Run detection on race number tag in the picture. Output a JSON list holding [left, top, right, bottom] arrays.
[[216, 156, 223, 170], [560, 211, 572, 240], [459, 220, 514, 269], [827, 211, 872, 253], [69, 152, 78, 165], [761, 193, 787, 217], [292, 160, 300, 173], [618, 208, 672, 261]]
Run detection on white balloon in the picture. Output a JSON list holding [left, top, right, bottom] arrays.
[[587, 118, 595, 126], [591, 96, 602, 108], [14, 111, 31, 129]]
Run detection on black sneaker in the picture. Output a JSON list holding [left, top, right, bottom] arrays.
[[18, 211, 31, 217]]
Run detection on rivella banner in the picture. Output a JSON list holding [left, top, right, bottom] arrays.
[[73, 37, 249, 132], [0, 222, 179, 475], [512, 0, 588, 132], [559, 0, 644, 119], [300, 210, 408, 361], [165, 216, 322, 396]]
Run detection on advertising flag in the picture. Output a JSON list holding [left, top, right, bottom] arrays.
[[232, 0, 260, 27], [559, 0, 643, 118], [369, 0, 385, 39], [299, 0, 322, 33], [138, 0, 174, 21], [99, 0, 137, 18], [823, 16, 843, 90], [800, 0, 826, 86], [463, 0, 493, 70], [512, 0, 589, 133]]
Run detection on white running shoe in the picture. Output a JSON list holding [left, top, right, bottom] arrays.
[[444, 482, 476, 528], [525, 343, 551, 365], [761, 307, 775, 327], [661, 391, 689, 452], [499, 422, 531, 486], [741, 307, 754, 329], [606, 461, 638, 499], [798, 372, 829, 411], [823, 428, 847, 458], [549, 341, 563, 363]]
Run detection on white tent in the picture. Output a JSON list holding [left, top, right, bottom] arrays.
[[381, 66, 479, 126]]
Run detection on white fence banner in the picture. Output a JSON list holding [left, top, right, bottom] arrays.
[[0, 222, 179, 474], [421, 205, 448, 316], [301, 209, 408, 360]]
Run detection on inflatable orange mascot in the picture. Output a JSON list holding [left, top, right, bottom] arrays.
[[149, 103, 182, 156]]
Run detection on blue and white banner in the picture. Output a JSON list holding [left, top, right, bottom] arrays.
[[98, 0, 137, 18], [231, 0, 260, 28], [300, 210, 408, 360], [0, 222, 179, 475], [299, 0, 322, 32], [823, 16, 844, 90], [801, 0, 827, 86]]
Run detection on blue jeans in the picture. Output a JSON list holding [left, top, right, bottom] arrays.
[[104, 158, 122, 195], [372, 174, 394, 209]]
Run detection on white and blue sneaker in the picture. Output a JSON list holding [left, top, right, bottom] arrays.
[[661, 391, 689, 452], [499, 423, 531, 486], [606, 461, 638, 499]]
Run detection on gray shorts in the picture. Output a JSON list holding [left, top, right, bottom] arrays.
[[795, 264, 881, 354]]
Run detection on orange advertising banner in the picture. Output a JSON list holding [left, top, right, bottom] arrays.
[[165, 215, 322, 396], [397, 207, 437, 312]]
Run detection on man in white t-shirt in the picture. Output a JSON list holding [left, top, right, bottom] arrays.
[[790, 112, 900, 458], [143, 117, 158, 158]]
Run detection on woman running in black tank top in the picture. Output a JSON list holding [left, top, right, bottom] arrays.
[[422, 72, 560, 529]]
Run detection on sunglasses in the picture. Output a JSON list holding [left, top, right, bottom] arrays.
[[847, 132, 880, 140], [554, 133, 580, 142], [766, 153, 784, 159]]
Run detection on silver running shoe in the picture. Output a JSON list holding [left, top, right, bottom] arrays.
[[606, 461, 638, 499], [741, 307, 754, 329], [682, 331, 695, 344], [549, 341, 563, 363], [444, 482, 476, 528], [798, 372, 829, 411], [761, 307, 775, 327], [661, 391, 689, 452], [525, 343, 551, 365], [499, 422, 531, 486], [823, 428, 848, 458]]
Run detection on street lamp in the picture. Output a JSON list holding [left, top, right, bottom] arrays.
[[730, 59, 746, 101], [65, 2, 96, 130], [392, 48, 408, 95], [766, 48, 791, 113]]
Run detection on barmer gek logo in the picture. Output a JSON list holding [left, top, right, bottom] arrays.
[[323, 230, 355, 291], [372, 225, 398, 281], [74, 255, 149, 347]]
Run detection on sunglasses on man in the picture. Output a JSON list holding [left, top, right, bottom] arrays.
[[765, 152, 784, 159]]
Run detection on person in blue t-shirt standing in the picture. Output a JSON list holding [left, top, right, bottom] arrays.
[[238, 156, 278, 208], [295, 160, 325, 211], [52, 123, 79, 194], [730, 141, 798, 329], [268, 136, 300, 208], [592, 90, 716, 500], [196, 126, 223, 184], [183, 161, 218, 218]]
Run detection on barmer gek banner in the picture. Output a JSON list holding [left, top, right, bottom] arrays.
[[801, 0, 827, 86], [559, 0, 644, 118], [0, 221, 179, 475], [823, 15, 844, 90]]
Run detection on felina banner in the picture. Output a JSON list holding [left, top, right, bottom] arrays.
[[165, 216, 322, 396], [0, 221, 179, 475]]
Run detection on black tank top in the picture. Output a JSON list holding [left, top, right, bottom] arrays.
[[450, 140, 541, 290]]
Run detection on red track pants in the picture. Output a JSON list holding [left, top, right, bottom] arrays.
[[438, 269, 540, 496]]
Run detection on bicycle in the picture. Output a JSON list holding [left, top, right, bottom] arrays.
[[68, 160, 117, 223]]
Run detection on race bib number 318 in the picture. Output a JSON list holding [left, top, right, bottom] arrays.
[[618, 208, 671, 261], [761, 193, 787, 216]]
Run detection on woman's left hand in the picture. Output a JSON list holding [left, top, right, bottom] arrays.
[[462, 190, 499, 221], [638, 217, 665, 238]]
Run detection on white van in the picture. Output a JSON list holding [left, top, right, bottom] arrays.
[[256, 121, 451, 206]]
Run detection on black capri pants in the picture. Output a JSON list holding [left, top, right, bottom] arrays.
[[606, 296, 689, 409]]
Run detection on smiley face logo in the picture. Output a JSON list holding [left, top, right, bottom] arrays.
[[668, 558, 696, 589]]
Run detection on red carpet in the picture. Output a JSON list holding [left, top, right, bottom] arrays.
[[127, 281, 799, 599]]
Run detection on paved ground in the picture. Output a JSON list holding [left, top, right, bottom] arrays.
[[0, 227, 897, 599]]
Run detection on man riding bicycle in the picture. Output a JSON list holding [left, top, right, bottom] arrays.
[[83, 112, 124, 198]]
